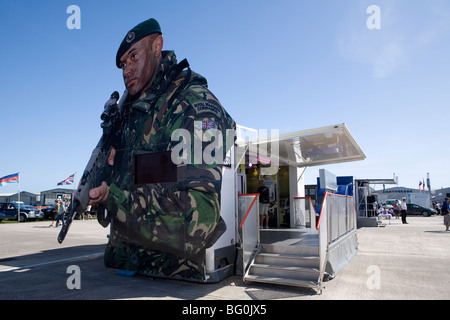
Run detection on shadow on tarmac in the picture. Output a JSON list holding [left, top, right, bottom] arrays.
[[0, 242, 319, 300]]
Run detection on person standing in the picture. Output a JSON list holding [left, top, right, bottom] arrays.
[[82, 204, 93, 220], [392, 200, 399, 219], [400, 197, 408, 224], [55, 200, 66, 227], [442, 197, 449, 231], [257, 180, 270, 229], [49, 199, 60, 228]]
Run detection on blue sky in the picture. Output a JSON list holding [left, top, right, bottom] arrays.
[[1, 0, 450, 195]]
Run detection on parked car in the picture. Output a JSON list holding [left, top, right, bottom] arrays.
[[41, 205, 56, 219], [24, 205, 44, 221], [407, 203, 436, 217], [0, 202, 44, 222]]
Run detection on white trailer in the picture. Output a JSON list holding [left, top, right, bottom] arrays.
[[407, 193, 432, 208], [204, 123, 366, 287]]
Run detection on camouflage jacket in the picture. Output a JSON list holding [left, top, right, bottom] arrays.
[[102, 50, 236, 280]]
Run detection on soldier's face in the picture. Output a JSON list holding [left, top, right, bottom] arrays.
[[120, 36, 161, 96]]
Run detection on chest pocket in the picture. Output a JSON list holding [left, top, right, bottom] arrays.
[[134, 150, 178, 185]]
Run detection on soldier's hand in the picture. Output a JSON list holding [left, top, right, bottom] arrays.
[[88, 147, 115, 205], [89, 181, 110, 205], [108, 147, 116, 166]]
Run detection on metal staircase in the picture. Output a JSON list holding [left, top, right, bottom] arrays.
[[243, 230, 322, 292], [239, 194, 359, 294]]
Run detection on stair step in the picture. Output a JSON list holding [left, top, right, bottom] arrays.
[[244, 274, 319, 289], [249, 263, 320, 281], [251, 263, 320, 273], [261, 243, 318, 256], [255, 252, 319, 268], [257, 252, 319, 260]]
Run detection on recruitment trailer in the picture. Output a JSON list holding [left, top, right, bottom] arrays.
[[205, 123, 365, 292]]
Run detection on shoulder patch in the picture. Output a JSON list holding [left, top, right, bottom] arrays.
[[192, 100, 223, 118]]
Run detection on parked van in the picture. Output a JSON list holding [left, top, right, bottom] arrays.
[[0, 202, 44, 222]]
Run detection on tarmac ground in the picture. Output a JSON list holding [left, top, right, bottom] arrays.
[[1, 215, 449, 301]]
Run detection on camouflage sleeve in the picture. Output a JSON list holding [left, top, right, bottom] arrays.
[[105, 86, 235, 262]]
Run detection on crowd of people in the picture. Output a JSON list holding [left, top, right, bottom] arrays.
[[48, 199, 94, 228], [374, 198, 408, 224]]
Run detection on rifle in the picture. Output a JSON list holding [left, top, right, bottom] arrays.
[[58, 90, 128, 244]]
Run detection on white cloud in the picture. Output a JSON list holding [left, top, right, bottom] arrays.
[[371, 41, 405, 78]]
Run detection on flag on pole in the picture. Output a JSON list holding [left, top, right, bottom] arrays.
[[57, 173, 75, 186], [419, 181, 422, 191], [426, 173, 431, 191], [0, 173, 19, 186]]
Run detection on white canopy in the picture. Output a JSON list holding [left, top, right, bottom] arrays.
[[236, 123, 365, 168]]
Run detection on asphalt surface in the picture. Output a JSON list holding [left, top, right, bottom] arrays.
[[1, 215, 449, 301]]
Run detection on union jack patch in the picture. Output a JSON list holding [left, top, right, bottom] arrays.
[[202, 120, 215, 130]]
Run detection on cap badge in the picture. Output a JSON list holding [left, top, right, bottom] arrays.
[[125, 31, 135, 43]]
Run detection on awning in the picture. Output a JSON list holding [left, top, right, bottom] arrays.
[[236, 123, 365, 168], [355, 179, 398, 185]]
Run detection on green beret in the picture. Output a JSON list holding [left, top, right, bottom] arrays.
[[116, 18, 162, 68]]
